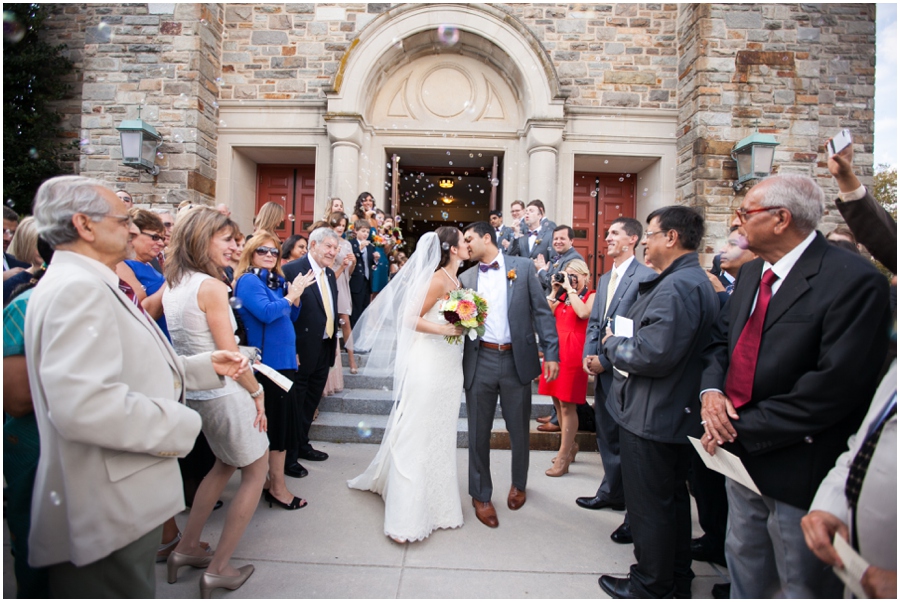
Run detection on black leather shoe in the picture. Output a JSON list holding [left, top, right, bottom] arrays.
[[297, 448, 328, 461], [711, 583, 730, 599], [610, 522, 633, 544], [284, 462, 308, 478], [690, 536, 727, 567], [598, 575, 640, 599], [576, 495, 626, 511]]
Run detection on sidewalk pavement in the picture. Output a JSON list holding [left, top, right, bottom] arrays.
[[4, 442, 729, 598]]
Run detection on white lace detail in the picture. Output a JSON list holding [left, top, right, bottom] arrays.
[[348, 300, 465, 542]]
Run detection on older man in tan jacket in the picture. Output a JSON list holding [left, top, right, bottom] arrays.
[[25, 176, 248, 597]]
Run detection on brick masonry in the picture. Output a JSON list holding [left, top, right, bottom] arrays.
[[40, 2, 875, 247]]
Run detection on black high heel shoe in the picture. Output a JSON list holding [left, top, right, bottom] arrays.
[[263, 490, 307, 510]]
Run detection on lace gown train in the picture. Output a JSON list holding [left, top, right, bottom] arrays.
[[348, 301, 464, 541]]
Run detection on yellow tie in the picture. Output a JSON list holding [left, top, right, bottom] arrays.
[[604, 268, 619, 319], [319, 268, 334, 338]]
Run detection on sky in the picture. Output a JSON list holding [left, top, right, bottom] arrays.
[[875, 4, 897, 169]]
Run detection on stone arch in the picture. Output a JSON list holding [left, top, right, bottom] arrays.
[[328, 3, 564, 122]]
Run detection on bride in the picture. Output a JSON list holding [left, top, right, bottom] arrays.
[[348, 227, 471, 543]]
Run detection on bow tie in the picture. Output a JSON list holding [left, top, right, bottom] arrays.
[[479, 261, 500, 272], [551, 254, 561, 263], [528, 230, 538, 237]]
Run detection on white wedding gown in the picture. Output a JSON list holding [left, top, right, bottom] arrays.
[[348, 300, 465, 541]]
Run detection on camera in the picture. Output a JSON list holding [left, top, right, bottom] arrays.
[[553, 272, 566, 284]]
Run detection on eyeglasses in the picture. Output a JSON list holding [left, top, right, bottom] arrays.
[[140, 231, 165, 242], [162, 222, 174, 229], [642, 230, 667, 239], [255, 246, 279, 257], [734, 206, 784, 223]]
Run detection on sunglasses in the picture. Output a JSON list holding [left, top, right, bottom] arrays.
[[140, 231, 164, 242], [255, 246, 279, 257]]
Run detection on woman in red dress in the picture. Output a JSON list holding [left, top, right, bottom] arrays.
[[539, 259, 595, 477]]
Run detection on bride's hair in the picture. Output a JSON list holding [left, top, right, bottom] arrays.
[[435, 226, 461, 270]]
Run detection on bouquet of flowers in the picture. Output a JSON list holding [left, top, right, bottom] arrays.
[[440, 288, 489, 344]]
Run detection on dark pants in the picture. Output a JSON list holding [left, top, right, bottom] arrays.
[[619, 427, 694, 598], [349, 284, 370, 328], [290, 342, 332, 457], [592, 392, 624, 504], [689, 452, 728, 551], [48, 525, 162, 598]]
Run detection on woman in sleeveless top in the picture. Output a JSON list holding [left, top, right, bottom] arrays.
[[162, 207, 268, 598]]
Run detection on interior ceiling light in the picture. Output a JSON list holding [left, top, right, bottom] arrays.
[[441, 195, 454, 204], [439, 178, 454, 188]]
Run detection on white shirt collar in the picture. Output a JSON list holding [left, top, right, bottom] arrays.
[[52, 250, 119, 287], [307, 252, 322, 274], [763, 230, 817, 282], [481, 250, 505, 271], [613, 255, 635, 278]]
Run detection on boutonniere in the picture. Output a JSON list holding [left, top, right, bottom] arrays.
[[507, 269, 517, 285], [534, 239, 542, 246]]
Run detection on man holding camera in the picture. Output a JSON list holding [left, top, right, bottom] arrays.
[[535, 225, 583, 294]]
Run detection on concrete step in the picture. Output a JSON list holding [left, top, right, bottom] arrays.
[[310, 412, 599, 451], [321, 385, 557, 420]]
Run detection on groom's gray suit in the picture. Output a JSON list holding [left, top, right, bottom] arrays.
[[461, 253, 559, 503], [583, 257, 657, 503]]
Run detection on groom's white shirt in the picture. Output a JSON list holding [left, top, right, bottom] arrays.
[[477, 250, 511, 345]]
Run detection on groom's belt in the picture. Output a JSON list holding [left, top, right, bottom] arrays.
[[480, 341, 513, 352]]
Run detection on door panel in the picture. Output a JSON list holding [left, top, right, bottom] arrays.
[[572, 171, 636, 283], [256, 164, 316, 238]]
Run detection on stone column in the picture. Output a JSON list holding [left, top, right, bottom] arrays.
[[525, 121, 564, 219], [325, 115, 364, 209]]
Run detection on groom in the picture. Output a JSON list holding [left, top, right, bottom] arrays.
[[460, 222, 559, 528]]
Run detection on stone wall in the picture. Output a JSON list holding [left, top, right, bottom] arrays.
[[675, 3, 876, 252], [219, 3, 679, 108], [45, 2, 225, 206]]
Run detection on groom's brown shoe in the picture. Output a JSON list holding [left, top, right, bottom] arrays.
[[507, 486, 526, 510], [472, 499, 499, 528]]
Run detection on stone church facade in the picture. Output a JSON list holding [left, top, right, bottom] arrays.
[[46, 2, 876, 269]]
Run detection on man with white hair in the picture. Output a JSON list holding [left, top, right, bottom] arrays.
[[700, 174, 891, 598], [24, 175, 248, 597]]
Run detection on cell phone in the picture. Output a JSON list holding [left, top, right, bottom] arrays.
[[827, 129, 852, 157]]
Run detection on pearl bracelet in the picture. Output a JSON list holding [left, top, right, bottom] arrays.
[[249, 383, 264, 399]]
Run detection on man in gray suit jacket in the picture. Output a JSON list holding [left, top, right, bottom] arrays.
[[578, 218, 655, 522], [598, 207, 719, 599], [460, 221, 559, 529], [535, 225, 584, 294], [512, 200, 555, 262]]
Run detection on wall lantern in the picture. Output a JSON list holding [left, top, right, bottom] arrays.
[[440, 195, 454, 205], [116, 107, 162, 176], [731, 130, 779, 192], [438, 177, 454, 189]]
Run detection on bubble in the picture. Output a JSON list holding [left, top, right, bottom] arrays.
[[5, 198, 15, 207], [626, 174, 631, 178], [83, 146, 95, 155], [80, 138, 90, 146], [446, 151, 451, 155], [215, 77, 224, 85], [604, 160, 609, 164], [3, 13, 25, 43], [212, 101, 219, 109], [479, 189, 485, 194], [338, 318, 346, 326], [441, 211, 449, 219], [464, 171, 468, 176], [590, 190, 597, 197], [156, 151, 165, 159], [448, 161, 453, 166], [391, 36, 403, 50], [219, 119, 227, 127], [174, 134, 184, 143], [49, 491, 62, 506], [229, 297, 243, 309], [644, 188, 649, 192], [28, 148, 39, 159], [433, 200, 438, 205], [491, 178, 500, 187], [357, 421, 373, 438], [200, 18, 208, 26], [386, 163, 391, 168], [683, 407, 691, 414], [469, 153, 474, 158], [619, 177, 624, 182], [478, 153, 482, 157], [437, 24, 459, 46]]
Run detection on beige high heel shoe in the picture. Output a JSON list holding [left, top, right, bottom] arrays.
[[551, 442, 579, 465], [199, 565, 255, 599], [546, 453, 571, 477], [167, 549, 213, 584]]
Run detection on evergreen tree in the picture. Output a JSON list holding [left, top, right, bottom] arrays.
[[3, 4, 74, 216]]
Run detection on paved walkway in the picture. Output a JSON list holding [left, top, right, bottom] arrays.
[[4, 443, 729, 598]]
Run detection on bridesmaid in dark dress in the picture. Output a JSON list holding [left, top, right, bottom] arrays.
[[538, 259, 595, 477]]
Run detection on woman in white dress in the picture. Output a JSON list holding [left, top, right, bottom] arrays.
[[348, 227, 471, 543]]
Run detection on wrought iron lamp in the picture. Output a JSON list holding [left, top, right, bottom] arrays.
[[116, 107, 162, 176], [731, 129, 779, 192]]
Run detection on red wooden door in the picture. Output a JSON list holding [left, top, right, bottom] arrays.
[[256, 165, 316, 239], [572, 172, 636, 283]]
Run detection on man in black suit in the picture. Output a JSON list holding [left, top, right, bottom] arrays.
[[598, 207, 719, 599], [282, 227, 341, 477], [348, 219, 376, 328], [700, 174, 891, 598], [578, 218, 656, 544]]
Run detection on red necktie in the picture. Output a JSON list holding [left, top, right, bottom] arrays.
[[724, 269, 779, 409], [118, 278, 152, 321]]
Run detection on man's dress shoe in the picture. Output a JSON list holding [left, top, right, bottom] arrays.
[[507, 486, 526, 510], [690, 536, 727, 567], [610, 522, 632, 544], [472, 499, 499, 528], [536, 415, 552, 424], [284, 462, 308, 478], [536, 422, 561, 432], [297, 448, 328, 461], [711, 583, 730, 599], [575, 495, 625, 511], [598, 575, 641, 599]]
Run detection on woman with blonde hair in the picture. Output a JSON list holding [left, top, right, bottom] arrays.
[[539, 258, 595, 477], [234, 232, 315, 510], [253, 202, 286, 239], [163, 206, 269, 598], [7, 217, 41, 270]]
